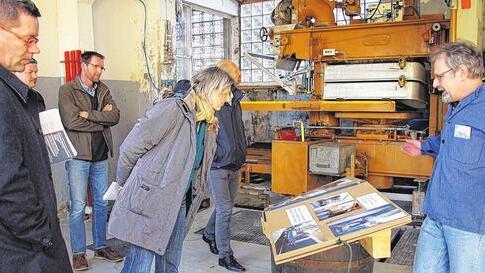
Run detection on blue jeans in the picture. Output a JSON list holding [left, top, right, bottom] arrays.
[[412, 217, 485, 273], [121, 200, 186, 273], [66, 159, 108, 254], [204, 169, 240, 258]]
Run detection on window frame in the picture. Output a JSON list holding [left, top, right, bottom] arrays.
[[175, 4, 233, 80]]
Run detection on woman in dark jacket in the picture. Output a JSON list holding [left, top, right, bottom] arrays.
[[108, 66, 234, 273]]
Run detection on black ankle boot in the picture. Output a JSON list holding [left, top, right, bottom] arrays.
[[202, 234, 219, 255], [218, 255, 246, 272]]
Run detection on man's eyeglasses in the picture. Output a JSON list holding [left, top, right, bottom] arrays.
[[434, 68, 454, 81], [0, 24, 39, 47], [85, 62, 106, 71]]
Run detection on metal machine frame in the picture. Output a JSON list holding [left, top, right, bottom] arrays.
[[240, 0, 452, 194]]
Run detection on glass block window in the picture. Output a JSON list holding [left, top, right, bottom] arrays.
[[334, 0, 386, 25], [191, 10, 225, 74], [240, 0, 284, 84], [175, 6, 228, 81], [175, 10, 188, 81]]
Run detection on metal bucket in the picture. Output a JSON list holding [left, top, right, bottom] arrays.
[[271, 242, 374, 273]]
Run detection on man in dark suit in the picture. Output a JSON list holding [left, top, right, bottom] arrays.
[[0, 1, 72, 273]]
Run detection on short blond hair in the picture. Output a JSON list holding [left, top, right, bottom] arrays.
[[191, 66, 234, 101]]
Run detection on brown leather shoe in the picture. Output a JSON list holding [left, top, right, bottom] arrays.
[[94, 247, 124, 262], [72, 253, 89, 271]]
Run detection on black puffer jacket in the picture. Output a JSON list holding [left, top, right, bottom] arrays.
[[211, 88, 247, 170]]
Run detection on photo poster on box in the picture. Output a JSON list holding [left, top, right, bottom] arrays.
[[311, 192, 362, 221], [266, 177, 360, 211], [261, 178, 411, 264]]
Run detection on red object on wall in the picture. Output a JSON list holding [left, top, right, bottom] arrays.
[[64, 51, 72, 82], [69, 51, 77, 81], [461, 0, 471, 9], [74, 50, 81, 76], [63, 50, 82, 82], [276, 127, 299, 141]]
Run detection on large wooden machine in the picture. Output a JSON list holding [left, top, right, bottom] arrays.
[[241, 0, 453, 196]]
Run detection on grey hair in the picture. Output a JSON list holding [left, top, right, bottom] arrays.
[[431, 41, 484, 79], [0, 0, 41, 27], [191, 66, 234, 100]]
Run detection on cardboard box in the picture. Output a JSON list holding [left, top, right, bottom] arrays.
[[261, 177, 411, 264]]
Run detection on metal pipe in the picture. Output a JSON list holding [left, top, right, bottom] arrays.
[[450, 0, 458, 42], [300, 121, 305, 142], [294, 122, 426, 134]]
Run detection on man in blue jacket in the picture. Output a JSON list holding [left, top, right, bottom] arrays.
[[402, 42, 485, 273], [202, 60, 247, 272]]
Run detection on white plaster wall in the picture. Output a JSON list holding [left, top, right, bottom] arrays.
[[27, 0, 175, 209], [32, 0, 62, 77], [93, 0, 176, 97], [92, 0, 147, 82]]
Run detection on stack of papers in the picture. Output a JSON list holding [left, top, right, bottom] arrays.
[[39, 109, 77, 164]]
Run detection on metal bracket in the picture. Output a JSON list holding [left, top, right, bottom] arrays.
[[244, 52, 297, 95]]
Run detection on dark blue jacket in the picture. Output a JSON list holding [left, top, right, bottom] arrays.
[[211, 88, 247, 170], [0, 65, 72, 273]]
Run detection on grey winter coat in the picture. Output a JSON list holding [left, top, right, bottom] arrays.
[[0, 65, 72, 273], [108, 96, 217, 255]]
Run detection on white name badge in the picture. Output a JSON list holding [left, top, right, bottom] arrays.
[[454, 124, 471, 140]]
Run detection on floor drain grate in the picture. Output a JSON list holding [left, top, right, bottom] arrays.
[[196, 209, 268, 246], [385, 226, 420, 266]]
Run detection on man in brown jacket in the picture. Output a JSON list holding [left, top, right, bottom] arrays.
[[58, 51, 122, 271]]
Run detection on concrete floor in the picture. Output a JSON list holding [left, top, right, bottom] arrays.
[[60, 206, 412, 273]]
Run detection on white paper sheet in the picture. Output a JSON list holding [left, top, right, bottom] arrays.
[[103, 182, 122, 201], [39, 109, 77, 164], [286, 205, 314, 226], [357, 193, 388, 210]]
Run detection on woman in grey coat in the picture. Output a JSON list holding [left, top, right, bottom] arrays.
[[108, 66, 234, 273]]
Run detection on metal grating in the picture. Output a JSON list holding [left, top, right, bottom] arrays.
[[386, 227, 420, 266], [196, 209, 269, 246], [87, 238, 130, 257]]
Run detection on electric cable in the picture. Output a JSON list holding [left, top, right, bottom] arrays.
[[341, 4, 348, 25], [137, 0, 160, 92], [367, 0, 382, 22], [337, 238, 354, 273]]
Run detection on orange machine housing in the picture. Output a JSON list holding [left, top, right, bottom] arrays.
[[242, 0, 449, 194]]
